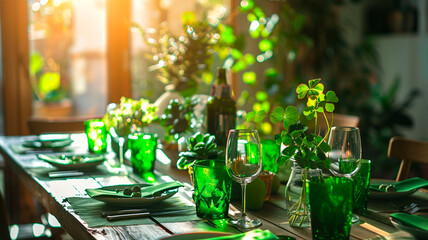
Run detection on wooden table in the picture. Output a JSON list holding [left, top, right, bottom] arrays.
[[0, 134, 424, 240]]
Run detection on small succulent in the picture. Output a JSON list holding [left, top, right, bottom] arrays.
[[176, 132, 224, 170]]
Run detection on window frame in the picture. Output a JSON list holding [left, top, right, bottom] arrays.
[[1, 0, 131, 135]]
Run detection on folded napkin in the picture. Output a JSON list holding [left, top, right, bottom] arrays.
[[390, 213, 428, 232], [86, 181, 184, 198], [370, 177, 428, 192], [37, 154, 105, 165], [206, 229, 279, 240]]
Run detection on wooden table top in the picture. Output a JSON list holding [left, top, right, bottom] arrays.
[[0, 134, 425, 240]]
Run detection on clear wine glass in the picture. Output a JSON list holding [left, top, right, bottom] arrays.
[[328, 126, 362, 223], [225, 129, 262, 228]]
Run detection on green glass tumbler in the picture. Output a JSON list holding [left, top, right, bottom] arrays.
[[193, 160, 232, 219], [352, 159, 371, 215], [261, 139, 279, 173], [307, 176, 353, 240], [128, 133, 157, 176], [84, 119, 108, 154]]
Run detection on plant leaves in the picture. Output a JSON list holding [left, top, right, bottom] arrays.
[[245, 111, 256, 122], [313, 83, 324, 93], [270, 106, 285, 124], [276, 155, 289, 167], [282, 135, 292, 145], [325, 103, 335, 112], [326, 91, 339, 103], [296, 84, 309, 99], [254, 110, 267, 122], [285, 106, 299, 124], [308, 78, 321, 88], [306, 111, 316, 120], [319, 141, 331, 153]]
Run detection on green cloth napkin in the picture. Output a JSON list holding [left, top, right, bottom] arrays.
[[390, 213, 428, 232], [206, 229, 279, 240], [85, 181, 184, 198], [370, 177, 428, 192], [67, 195, 197, 228]]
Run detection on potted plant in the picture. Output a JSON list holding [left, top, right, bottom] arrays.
[[247, 78, 338, 227], [175, 132, 224, 182]]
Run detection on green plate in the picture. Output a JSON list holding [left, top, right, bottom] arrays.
[[37, 153, 107, 170]]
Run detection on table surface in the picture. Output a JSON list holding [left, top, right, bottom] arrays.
[[0, 134, 426, 240]]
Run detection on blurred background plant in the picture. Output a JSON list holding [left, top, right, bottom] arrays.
[[233, 0, 419, 179], [104, 97, 158, 137], [160, 97, 198, 143], [29, 52, 68, 103], [131, 10, 251, 98]]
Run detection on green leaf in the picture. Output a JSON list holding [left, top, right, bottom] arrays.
[[276, 156, 289, 167], [254, 110, 267, 122], [326, 91, 339, 103], [245, 111, 256, 122], [282, 135, 292, 145], [307, 89, 319, 98], [256, 91, 268, 101], [306, 111, 316, 120], [29, 52, 43, 76], [282, 145, 297, 157], [283, 119, 290, 132], [285, 106, 299, 124], [296, 84, 309, 99], [303, 106, 313, 116], [317, 107, 324, 113], [325, 103, 335, 112], [38, 72, 61, 94], [308, 78, 321, 88], [259, 39, 273, 52], [270, 106, 285, 124], [242, 71, 256, 85], [319, 141, 331, 153], [313, 83, 324, 93]]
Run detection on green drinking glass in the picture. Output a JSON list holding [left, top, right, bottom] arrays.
[[352, 159, 371, 215], [307, 176, 353, 240], [128, 133, 158, 177], [84, 119, 108, 154], [193, 160, 232, 219], [261, 139, 279, 173]]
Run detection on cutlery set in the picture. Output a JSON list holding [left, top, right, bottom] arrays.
[[101, 207, 194, 221]]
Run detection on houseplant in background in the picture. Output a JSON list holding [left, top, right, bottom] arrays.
[[247, 78, 338, 227], [29, 52, 72, 117]]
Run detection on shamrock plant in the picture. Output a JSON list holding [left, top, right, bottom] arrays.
[[247, 78, 339, 170]]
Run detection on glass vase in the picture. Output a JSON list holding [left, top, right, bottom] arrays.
[[284, 161, 322, 227]]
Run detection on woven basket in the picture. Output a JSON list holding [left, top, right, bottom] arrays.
[[258, 171, 274, 201]]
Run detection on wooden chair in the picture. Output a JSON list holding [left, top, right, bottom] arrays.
[[28, 115, 103, 135], [388, 136, 428, 181], [306, 113, 360, 136]]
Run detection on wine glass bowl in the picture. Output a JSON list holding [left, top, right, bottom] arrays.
[[328, 126, 362, 178], [225, 129, 262, 228]]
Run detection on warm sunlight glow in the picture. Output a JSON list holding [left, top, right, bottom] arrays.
[[32, 2, 41, 11]]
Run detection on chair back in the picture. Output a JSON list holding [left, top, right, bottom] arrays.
[[388, 136, 428, 181], [28, 115, 103, 135]]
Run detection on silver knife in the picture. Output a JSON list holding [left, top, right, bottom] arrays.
[[105, 208, 193, 221]]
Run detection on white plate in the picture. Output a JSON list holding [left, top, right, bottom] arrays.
[[390, 216, 428, 239], [88, 184, 179, 207], [159, 232, 230, 240], [369, 179, 418, 200]]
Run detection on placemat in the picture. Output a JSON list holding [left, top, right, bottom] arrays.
[[66, 192, 198, 228]]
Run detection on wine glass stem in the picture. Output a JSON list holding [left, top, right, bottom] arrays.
[[118, 137, 125, 166], [241, 182, 247, 218]]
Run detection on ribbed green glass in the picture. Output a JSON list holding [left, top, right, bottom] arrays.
[[128, 133, 157, 176], [307, 176, 353, 240], [352, 159, 371, 215]]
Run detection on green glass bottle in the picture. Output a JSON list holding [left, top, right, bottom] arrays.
[[207, 68, 236, 147]]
